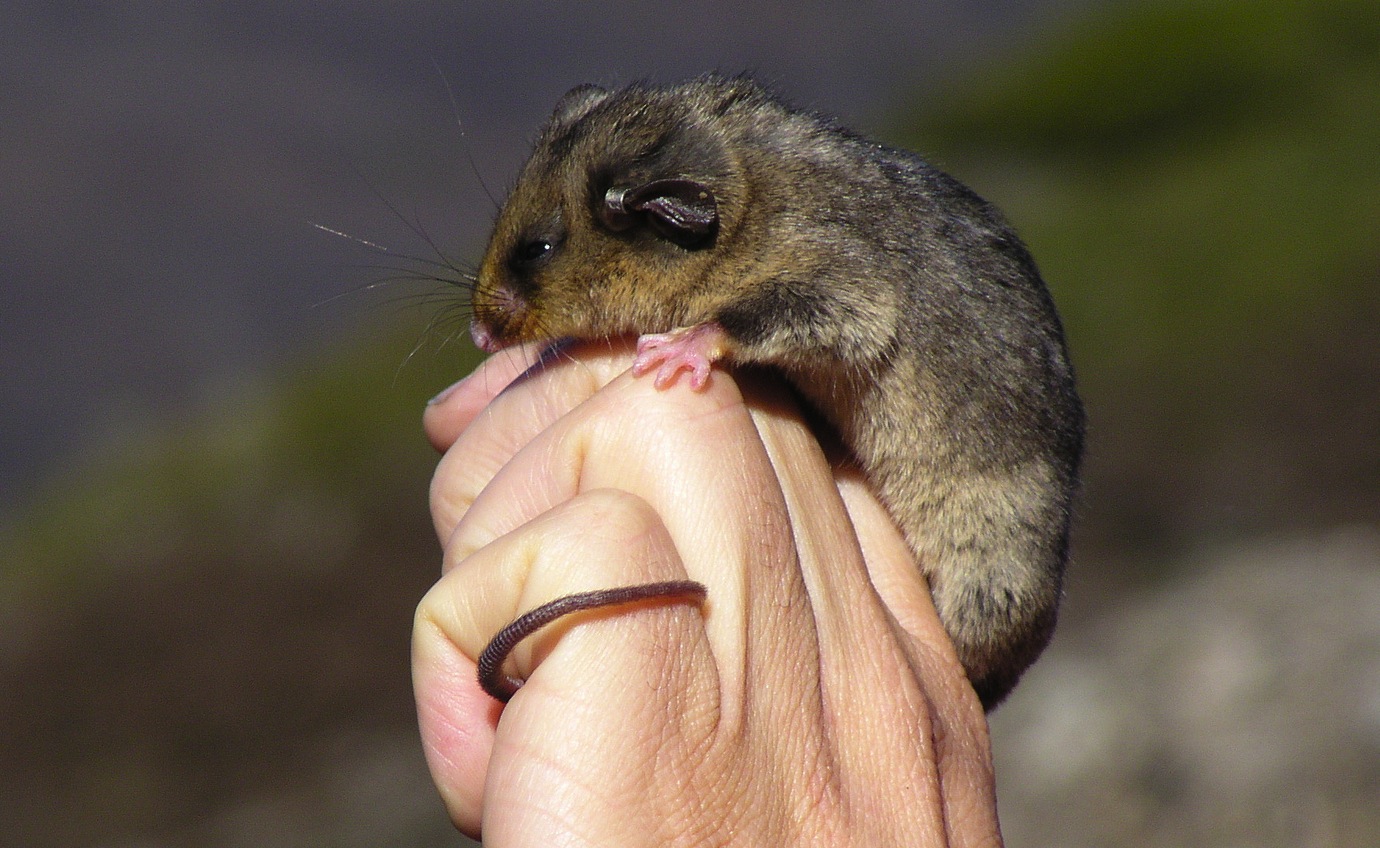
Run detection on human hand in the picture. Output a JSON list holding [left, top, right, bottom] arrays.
[[413, 339, 1003, 846]]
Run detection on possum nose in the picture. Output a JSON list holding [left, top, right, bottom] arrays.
[[470, 320, 504, 353]]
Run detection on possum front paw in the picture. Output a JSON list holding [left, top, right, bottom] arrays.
[[632, 323, 731, 390]]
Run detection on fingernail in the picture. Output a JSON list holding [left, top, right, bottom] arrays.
[[428, 376, 467, 406]]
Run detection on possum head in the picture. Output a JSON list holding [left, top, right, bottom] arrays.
[[470, 80, 770, 351]]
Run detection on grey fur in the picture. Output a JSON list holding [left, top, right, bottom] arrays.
[[471, 76, 1085, 710]]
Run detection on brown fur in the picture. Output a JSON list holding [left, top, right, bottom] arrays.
[[470, 76, 1085, 710]]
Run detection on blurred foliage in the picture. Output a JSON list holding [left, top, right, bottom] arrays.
[[0, 306, 481, 846], [0, 310, 480, 605], [893, 0, 1380, 553], [901, 0, 1379, 373]]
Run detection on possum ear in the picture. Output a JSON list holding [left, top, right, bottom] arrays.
[[601, 179, 717, 248], [551, 83, 609, 126]]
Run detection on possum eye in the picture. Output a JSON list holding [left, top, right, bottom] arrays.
[[509, 237, 557, 272]]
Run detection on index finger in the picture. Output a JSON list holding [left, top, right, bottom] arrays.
[[423, 341, 550, 453], [428, 339, 640, 545]]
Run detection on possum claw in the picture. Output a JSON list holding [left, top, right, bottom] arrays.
[[633, 323, 730, 390]]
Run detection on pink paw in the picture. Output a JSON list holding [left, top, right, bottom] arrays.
[[632, 323, 729, 390]]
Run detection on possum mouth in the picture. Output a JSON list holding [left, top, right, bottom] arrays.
[[470, 284, 534, 352]]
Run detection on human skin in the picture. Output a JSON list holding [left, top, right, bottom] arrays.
[[412, 338, 1004, 846]]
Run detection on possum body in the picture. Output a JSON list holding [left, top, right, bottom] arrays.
[[468, 76, 1085, 710]]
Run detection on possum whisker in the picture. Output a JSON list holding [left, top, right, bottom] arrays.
[[307, 222, 393, 254], [432, 57, 500, 211], [309, 269, 466, 311], [310, 214, 478, 319], [393, 299, 478, 385], [349, 263, 475, 293], [312, 213, 476, 282], [349, 166, 473, 275]]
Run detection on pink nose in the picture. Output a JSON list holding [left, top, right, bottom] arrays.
[[470, 321, 503, 353]]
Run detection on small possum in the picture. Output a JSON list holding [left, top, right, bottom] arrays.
[[466, 75, 1085, 711]]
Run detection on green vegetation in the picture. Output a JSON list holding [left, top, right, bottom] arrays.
[[0, 316, 479, 602], [898, 0, 1379, 375]]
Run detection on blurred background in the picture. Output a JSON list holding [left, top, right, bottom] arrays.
[[2, 1, 1376, 845]]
